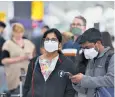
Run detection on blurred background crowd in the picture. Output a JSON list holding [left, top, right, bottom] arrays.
[[0, 1, 114, 42]]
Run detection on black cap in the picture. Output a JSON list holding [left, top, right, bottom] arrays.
[[79, 28, 102, 44], [0, 21, 6, 28]]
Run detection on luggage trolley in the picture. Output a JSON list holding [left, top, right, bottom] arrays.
[[11, 68, 26, 97], [0, 68, 26, 97], [0, 66, 9, 97]]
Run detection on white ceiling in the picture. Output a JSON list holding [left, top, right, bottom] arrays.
[[48, 1, 114, 12]]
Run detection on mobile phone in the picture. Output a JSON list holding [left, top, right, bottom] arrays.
[[64, 72, 73, 77], [58, 70, 73, 77]]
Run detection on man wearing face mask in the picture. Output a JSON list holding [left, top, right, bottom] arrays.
[[70, 28, 114, 97], [62, 16, 88, 75], [63, 16, 86, 50]]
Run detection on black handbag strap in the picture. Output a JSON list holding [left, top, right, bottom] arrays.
[[105, 51, 114, 72]]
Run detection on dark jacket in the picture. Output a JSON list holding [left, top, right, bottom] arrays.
[[0, 36, 5, 66], [62, 35, 88, 74], [23, 54, 76, 97]]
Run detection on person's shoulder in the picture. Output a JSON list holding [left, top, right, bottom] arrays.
[[110, 53, 115, 61], [60, 54, 76, 74], [3, 40, 12, 45], [65, 40, 73, 44], [2, 40, 13, 50], [63, 40, 73, 49], [29, 56, 39, 68], [60, 54, 74, 65], [27, 56, 39, 71]]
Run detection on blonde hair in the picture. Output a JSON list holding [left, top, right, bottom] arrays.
[[12, 23, 25, 33], [62, 32, 73, 38], [62, 32, 74, 45]]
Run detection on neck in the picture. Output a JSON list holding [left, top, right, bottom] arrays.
[[74, 35, 78, 41], [13, 37, 22, 42], [46, 51, 58, 60], [99, 45, 104, 53]]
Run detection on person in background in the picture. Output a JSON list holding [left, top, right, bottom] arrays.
[[101, 31, 114, 50], [23, 28, 76, 97], [62, 16, 88, 75], [111, 35, 115, 49], [63, 16, 86, 50], [41, 25, 50, 34], [31, 25, 50, 56], [0, 21, 8, 94], [62, 32, 74, 45], [1, 23, 35, 94], [0, 21, 6, 66], [70, 28, 114, 97]]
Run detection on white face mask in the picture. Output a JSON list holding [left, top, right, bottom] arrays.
[[44, 40, 58, 53], [84, 48, 98, 59]]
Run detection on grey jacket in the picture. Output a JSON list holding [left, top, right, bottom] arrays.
[[73, 47, 114, 97]]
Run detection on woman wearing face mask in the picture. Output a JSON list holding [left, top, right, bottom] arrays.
[[1, 23, 35, 94], [23, 28, 76, 97]]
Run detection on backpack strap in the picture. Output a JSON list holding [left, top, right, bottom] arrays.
[[105, 51, 114, 72]]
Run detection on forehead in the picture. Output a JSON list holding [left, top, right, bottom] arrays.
[[42, 27, 47, 30], [13, 32, 23, 35], [46, 32, 57, 39], [72, 18, 83, 24]]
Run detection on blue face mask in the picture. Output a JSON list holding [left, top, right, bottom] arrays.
[[71, 27, 82, 35]]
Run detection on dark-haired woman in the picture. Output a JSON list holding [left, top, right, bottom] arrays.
[[101, 31, 114, 50], [23, 28, 76, 97]]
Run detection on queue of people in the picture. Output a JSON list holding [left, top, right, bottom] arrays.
[[0, 14, 114, 97]]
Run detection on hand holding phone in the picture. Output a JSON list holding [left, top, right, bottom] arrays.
[[64, 72, 73, 77], [58, 70, 73, 78]]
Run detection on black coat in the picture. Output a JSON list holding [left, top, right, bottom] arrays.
[[23, 54, 76, 97], [0, 36, 5, 66]]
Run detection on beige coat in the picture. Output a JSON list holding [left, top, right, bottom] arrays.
[[2, 39, 35, 90]]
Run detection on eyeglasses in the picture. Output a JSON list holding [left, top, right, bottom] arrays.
[[44, 38, 58, 43], [71, 23, 85, 27]]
